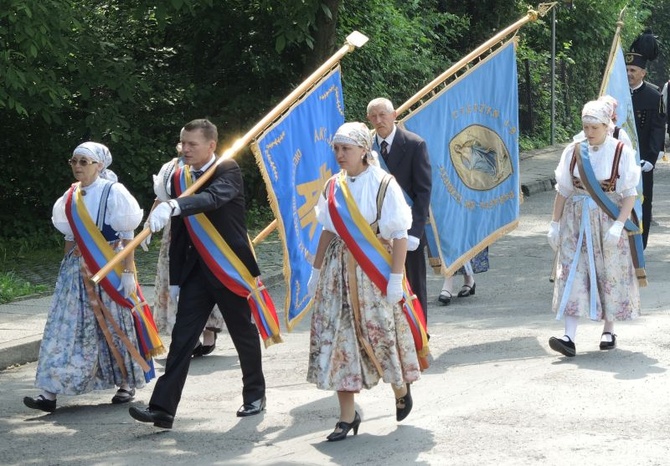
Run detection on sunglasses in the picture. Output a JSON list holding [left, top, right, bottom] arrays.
[[68, 158, 99, 167]]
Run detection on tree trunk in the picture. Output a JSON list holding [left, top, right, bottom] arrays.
[[303, 0, 340, 76]]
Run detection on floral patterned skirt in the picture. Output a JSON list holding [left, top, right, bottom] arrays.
[[307, 237, 420, 392], [34, 249, 146, 395], [552, 190, 640, 321]]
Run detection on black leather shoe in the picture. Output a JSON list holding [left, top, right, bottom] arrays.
[[192, 332, 217, 357], [438, 290, 452, 306], [457, 283, 476, 297], [111, 387, 135, 404], [548, 335, 576, 357], [129, 406, 174, 429], [237, 396, 266, 417], [23, 395, 56, 413], [599, 332, 617, 350], [327, 411, 361, 441], [396, 384, 413, 421]]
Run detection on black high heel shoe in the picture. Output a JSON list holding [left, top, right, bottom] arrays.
[[326, 411, 361, 441], [192, 331, 217, 357], [396, 383, 413, 421]]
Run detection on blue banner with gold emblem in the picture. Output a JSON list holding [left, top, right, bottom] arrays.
[[401, 40, 519, 275], [251, 67, 344, 329]]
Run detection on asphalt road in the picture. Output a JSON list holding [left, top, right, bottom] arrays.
[[1, 162, 669, 466]]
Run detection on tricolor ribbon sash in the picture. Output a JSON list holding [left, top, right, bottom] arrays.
[[173, 166, 282, 347], [326, 173, 429, 361], [65, 183, 163, 382], [573, 142, 647, 286]]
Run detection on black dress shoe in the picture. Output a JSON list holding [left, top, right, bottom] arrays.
[[192, 332, 217, 357], [236, 396, 266, 417], [548, 335, 576, 357], [23, 395, 56, 413], [599, 332, 617, 350], [129, 406, 174, 429], [396, 383, 413, 421], [457, 283, 476, 297], [327, 411, 361, 441]]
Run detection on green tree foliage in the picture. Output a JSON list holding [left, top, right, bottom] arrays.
[[0, 0, 656, 243]]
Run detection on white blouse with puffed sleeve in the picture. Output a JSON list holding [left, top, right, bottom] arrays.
[[52, 177, 144, 241], [315, 164, 412, 241], [554, 136, 641, 199]]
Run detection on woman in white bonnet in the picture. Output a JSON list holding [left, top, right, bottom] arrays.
[[547, 100, 641, 357], [306, 122, 422, 441], [23, 141, 148, 412]]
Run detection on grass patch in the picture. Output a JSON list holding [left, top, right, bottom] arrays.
[[0, 271, 49, 303]]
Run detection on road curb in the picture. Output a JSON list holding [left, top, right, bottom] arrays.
[[0, 337, 40, 371]]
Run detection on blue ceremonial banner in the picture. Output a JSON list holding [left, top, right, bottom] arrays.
[[401, 40, 520, 275], [251, 67, 344, 330], [601, 41, 644, 225], [602, 42, 640, 155]]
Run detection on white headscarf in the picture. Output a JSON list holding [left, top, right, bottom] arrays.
[[332, 122, 379, 167], [72, 142, 118, 182], [581, 100, 611, 126], [597, 95, 618, 130]]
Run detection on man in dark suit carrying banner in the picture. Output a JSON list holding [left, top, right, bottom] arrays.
[[129, 119, 279, 429]]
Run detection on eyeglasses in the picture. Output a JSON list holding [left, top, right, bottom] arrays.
[[68, 158, 99, 167]]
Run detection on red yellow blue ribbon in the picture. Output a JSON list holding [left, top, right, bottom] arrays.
[[65, 183, 164, 381], [173, 166, 282, 347], [326, 173, 429, 358]]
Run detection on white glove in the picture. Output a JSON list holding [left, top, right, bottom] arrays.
[[604, 220, 625, 247], [406, 235, 420, 252], [640, 160, 653, 172], [169, 285, 180, 304], [139, 221, 151, 252], [547, 221, 560, 251], [149, 201, 174, 232], [386, 273, 404, 304], [307, 267, 320, 297], [119, 272, 137, 298]]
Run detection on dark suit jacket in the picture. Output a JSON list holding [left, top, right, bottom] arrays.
[[168, 158, 260, 287], [632, 81, 665, 166], [385, 126, 432, 238]]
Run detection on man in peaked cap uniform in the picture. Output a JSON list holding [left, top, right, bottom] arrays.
[[626, 28, 665, 249]]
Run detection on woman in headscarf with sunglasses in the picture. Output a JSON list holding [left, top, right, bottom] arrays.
[[306, 122, 428, 442], [547, 100, 642, 358], [23, 142, 154, 413]]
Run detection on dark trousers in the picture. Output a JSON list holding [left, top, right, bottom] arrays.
[[405, 239, 428, 322], [149, 264, 265, 416], [642, 170, 654, 249]]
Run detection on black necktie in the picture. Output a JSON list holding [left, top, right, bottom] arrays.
[[380, 140, 389, 163], [193, 169, 203, 180]]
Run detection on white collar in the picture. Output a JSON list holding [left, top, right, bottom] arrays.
[[377, 125, 397, 147], [192, 154, 216, 173]]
